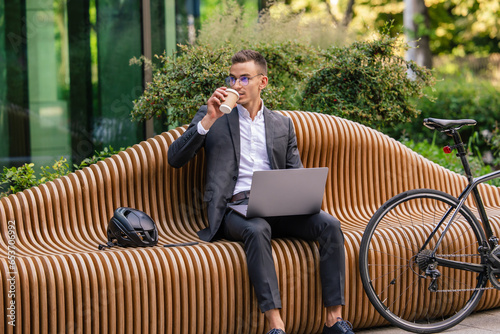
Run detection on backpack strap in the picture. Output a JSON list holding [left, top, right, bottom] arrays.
[[98, 241, 117, 250]]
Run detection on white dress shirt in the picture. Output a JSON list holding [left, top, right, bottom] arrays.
[[197, 101, 271, 195]]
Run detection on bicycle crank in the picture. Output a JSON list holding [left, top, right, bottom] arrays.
[[488, 267, 500, 289], [488, 245, 500, 290], [487, 244, 500, 267]]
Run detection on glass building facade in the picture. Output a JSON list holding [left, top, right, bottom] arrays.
[[0, 0, 196, 170]]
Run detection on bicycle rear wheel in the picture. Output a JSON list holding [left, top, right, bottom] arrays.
[[359, 189, 488, 333]]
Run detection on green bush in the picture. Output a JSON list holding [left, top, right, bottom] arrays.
[[0, 158, 70, 197], [420, 78, 500, 129], [77, 146, 126, 168], [131, 35, 434, 129], [131, 44, 232, 126], [403, 132, 500, 186], [485, 122, 500, 167], [131, 1, 433, 129], [257, 42, 322, 110], [1, 163, 41, 197], [39, 157, 72, 183], [0, 146, 126, 197], [301, 34, 435, 129], [383, 75, 500, 149], [131, 41, 321, 126]]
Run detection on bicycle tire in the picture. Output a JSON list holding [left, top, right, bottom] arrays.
[[359, 189, 488, 333]]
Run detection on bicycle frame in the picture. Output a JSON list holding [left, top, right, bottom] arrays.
[[420, 128, 500, 273]]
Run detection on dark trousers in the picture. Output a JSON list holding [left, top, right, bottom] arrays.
[[223, 202, 346, 313]]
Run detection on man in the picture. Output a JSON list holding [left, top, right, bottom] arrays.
[[168, 50, 353, 334]]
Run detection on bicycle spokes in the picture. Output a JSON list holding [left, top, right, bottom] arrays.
[[360, 190, 488, 333]]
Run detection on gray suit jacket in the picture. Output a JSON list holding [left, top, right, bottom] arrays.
[[168, 105, 302, 241]]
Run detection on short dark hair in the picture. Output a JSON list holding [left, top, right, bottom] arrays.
[[231, 49, 268, 75]]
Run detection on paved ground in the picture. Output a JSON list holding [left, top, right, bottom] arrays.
[[356, 307, 500, 333]]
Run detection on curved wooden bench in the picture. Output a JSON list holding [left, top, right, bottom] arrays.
[[1, 110, 500, 333]]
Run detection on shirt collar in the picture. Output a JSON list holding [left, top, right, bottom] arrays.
[[237, 99, 265, 120]]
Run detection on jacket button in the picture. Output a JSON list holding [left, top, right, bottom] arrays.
[[232, 176, 237, 181]]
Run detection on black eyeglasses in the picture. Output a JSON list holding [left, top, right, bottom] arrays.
[[225, 73, 264, 87]]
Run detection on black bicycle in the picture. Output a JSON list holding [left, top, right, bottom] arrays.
[[359, 118, 500, 333]]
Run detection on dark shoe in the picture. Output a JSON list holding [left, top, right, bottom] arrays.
[[266, 329, 286, 334], [323, 317, 354, 334]]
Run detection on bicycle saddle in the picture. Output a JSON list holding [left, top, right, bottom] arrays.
[[423, 118, 477, 131]]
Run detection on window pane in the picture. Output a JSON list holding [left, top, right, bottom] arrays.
[[0, 1, 8, 166], [95, 0, 143, 149], [26, 0, 71, 167]]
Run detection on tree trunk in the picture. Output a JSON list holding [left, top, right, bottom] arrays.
[[404, 0, 433, 68], [342, 0, 356, 27]]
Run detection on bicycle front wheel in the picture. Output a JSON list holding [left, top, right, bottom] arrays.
[[359, 189, 488, 333]]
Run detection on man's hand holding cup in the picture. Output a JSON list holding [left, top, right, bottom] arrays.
[[202, 87, 239, 130]]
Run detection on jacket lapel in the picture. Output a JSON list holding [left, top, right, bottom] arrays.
[[263, 107, 277, 169], [227, 107, 241, 166]]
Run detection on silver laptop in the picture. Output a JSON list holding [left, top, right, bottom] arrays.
[[228, 167, 328, 218]]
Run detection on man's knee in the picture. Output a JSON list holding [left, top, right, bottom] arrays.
[[318, 213, 344, 243], [242, 219, 271, 241]]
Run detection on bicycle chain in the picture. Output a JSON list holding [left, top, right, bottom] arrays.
[[435, 286, 496, 292], [436, 253, 481, 258]]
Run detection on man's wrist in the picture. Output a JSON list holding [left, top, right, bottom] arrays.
[[197, 121, 209, 135], [200, 114, 217, 132]]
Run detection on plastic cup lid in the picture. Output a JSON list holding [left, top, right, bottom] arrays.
[[220, 104, 232, 114], [226, 88, 239, 97]]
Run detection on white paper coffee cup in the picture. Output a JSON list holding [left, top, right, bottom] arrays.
[[220, 88, 239, 114]]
